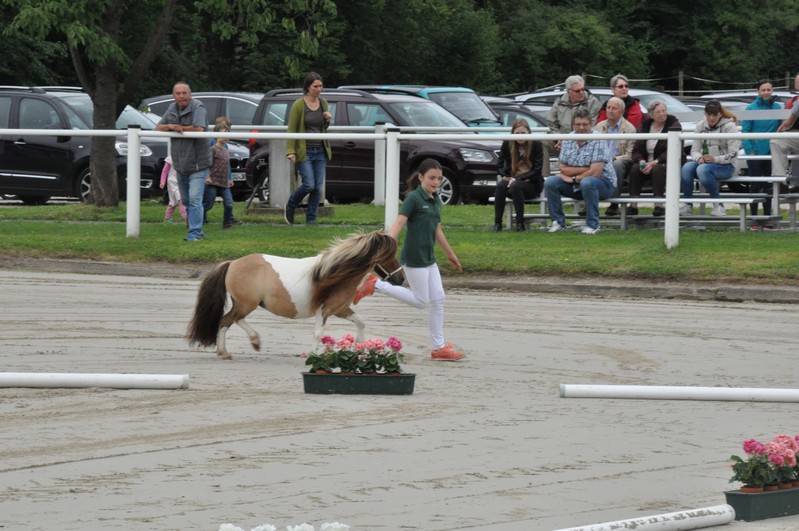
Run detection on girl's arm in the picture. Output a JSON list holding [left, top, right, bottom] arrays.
[[159, 160, 171, 188], [435, 223, 462, 272], [388, 214, 408, 239]]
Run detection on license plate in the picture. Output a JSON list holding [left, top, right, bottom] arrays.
[[232, 172, 246, 181]]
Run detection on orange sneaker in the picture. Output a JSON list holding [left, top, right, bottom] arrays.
[[431, 343, 465, 361], [353, 274, 378, 305]]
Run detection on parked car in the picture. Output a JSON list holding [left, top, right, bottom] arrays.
[[699, 90, 795, 104], [0, 86, 166, 204], [338, 85, 503, 128], [139, 91, 265, 126], [480, 96, 547, 130], [247, 88, 501, 205], [513, 86, 696, 119]]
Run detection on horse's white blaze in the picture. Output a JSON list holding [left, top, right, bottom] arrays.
[[259, 254, 320, 318]]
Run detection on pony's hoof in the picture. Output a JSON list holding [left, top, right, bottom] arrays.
[[216, 351, 233, 360], [251, 339, 261, 351]]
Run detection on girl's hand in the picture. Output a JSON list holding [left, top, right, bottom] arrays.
[[447, 254, 462, 272]]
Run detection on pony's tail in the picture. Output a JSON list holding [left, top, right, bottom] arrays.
[[186, 261, 231, 348]]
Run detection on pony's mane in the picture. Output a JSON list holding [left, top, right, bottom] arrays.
[[311, 231, 395, 308]]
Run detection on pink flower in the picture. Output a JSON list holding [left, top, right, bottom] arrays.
[[743, 439, 767, 455], [786, 449, 797, 468], [321, 335, 335, 346], [337, 333, 356, 349], [770, 453, 785, 466], [386, 337, 402, 352], [774, 434, 799, 452], [365, 338, 385, 351]]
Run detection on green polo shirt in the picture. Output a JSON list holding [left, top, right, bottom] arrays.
[[399, 187, 441, 267]]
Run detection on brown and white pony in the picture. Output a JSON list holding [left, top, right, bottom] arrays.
[[186, 231, 404, 359]]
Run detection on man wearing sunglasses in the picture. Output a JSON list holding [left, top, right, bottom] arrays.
[[544, 75, 601, 175]]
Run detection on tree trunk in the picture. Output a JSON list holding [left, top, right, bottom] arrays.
[[90, 65, 120, 206], [87, 2, 125, 207]]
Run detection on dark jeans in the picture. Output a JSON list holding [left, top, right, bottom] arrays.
[[494, 179, 538, 224], [203, 184, 234, 225], [628, 163, 667, 197], [288, 145, 327, 223], [747, 159, 772, 215]]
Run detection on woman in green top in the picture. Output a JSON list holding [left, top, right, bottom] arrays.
[[354, 159, 465, 361], [285, 71, 332, 225]]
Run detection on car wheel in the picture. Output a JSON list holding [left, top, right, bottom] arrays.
[[2, 194, 18, 200], [438, 167, 460, 205], [76, 167, 92, 203], [18, 195, 51, 205]]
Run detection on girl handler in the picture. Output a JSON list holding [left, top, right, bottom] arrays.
[[354, 158, 465, 361]]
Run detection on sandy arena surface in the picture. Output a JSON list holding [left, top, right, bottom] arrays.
[[1, 267, 799, 531]]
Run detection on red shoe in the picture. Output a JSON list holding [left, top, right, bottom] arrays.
[[431, 343, 465, 361], [353, 274, 378, 305]]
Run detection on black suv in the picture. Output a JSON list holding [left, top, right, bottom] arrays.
[[0, 86, 166, 204], [247, 88, 501, 205]]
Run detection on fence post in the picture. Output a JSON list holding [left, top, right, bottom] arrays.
[[269, 139, 292, 208], [373, 123, 386, 206], [664, 128, 682, 249], [384, 125, 400, 231], [125, 125, 141, 238]]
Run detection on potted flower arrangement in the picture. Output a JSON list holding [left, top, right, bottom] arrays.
[[726, 434, 799, 521], [729, 439, 777, 492], [301, 334, 414, 395]]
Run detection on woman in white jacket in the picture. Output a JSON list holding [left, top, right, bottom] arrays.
[[679, 100, 740, 216]]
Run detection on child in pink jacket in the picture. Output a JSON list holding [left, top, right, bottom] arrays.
[[160, 156, 187, 223]]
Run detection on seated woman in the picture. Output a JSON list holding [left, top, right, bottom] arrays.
[[627, 100, 682, 216], [493, 118, 544, 231], [680, 100, 740, 216]]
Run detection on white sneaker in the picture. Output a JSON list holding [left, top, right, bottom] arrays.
[[711, 203, 726, 217], [679, 204, 692, 216], [581, 226, 600, 234], [548, 221, 565, 233]]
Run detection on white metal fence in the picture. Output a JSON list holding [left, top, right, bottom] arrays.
[[4, 125, 799, 248]]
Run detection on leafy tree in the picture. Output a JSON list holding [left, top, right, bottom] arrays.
[[5, 0, 335, 207]]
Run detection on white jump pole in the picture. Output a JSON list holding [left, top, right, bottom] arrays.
[[553, 504, 735, 531], [560, 384, 799, 402], [0, 372, 189, 390]]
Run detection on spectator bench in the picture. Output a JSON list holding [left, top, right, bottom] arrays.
[[489, 196, 779, 232], [489, 176, 789, 232]]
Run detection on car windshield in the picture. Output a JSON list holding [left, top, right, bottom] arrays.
[[60, 94, 157, 129], [386, 101, 466, 128], [427, 91, 500, 124]]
